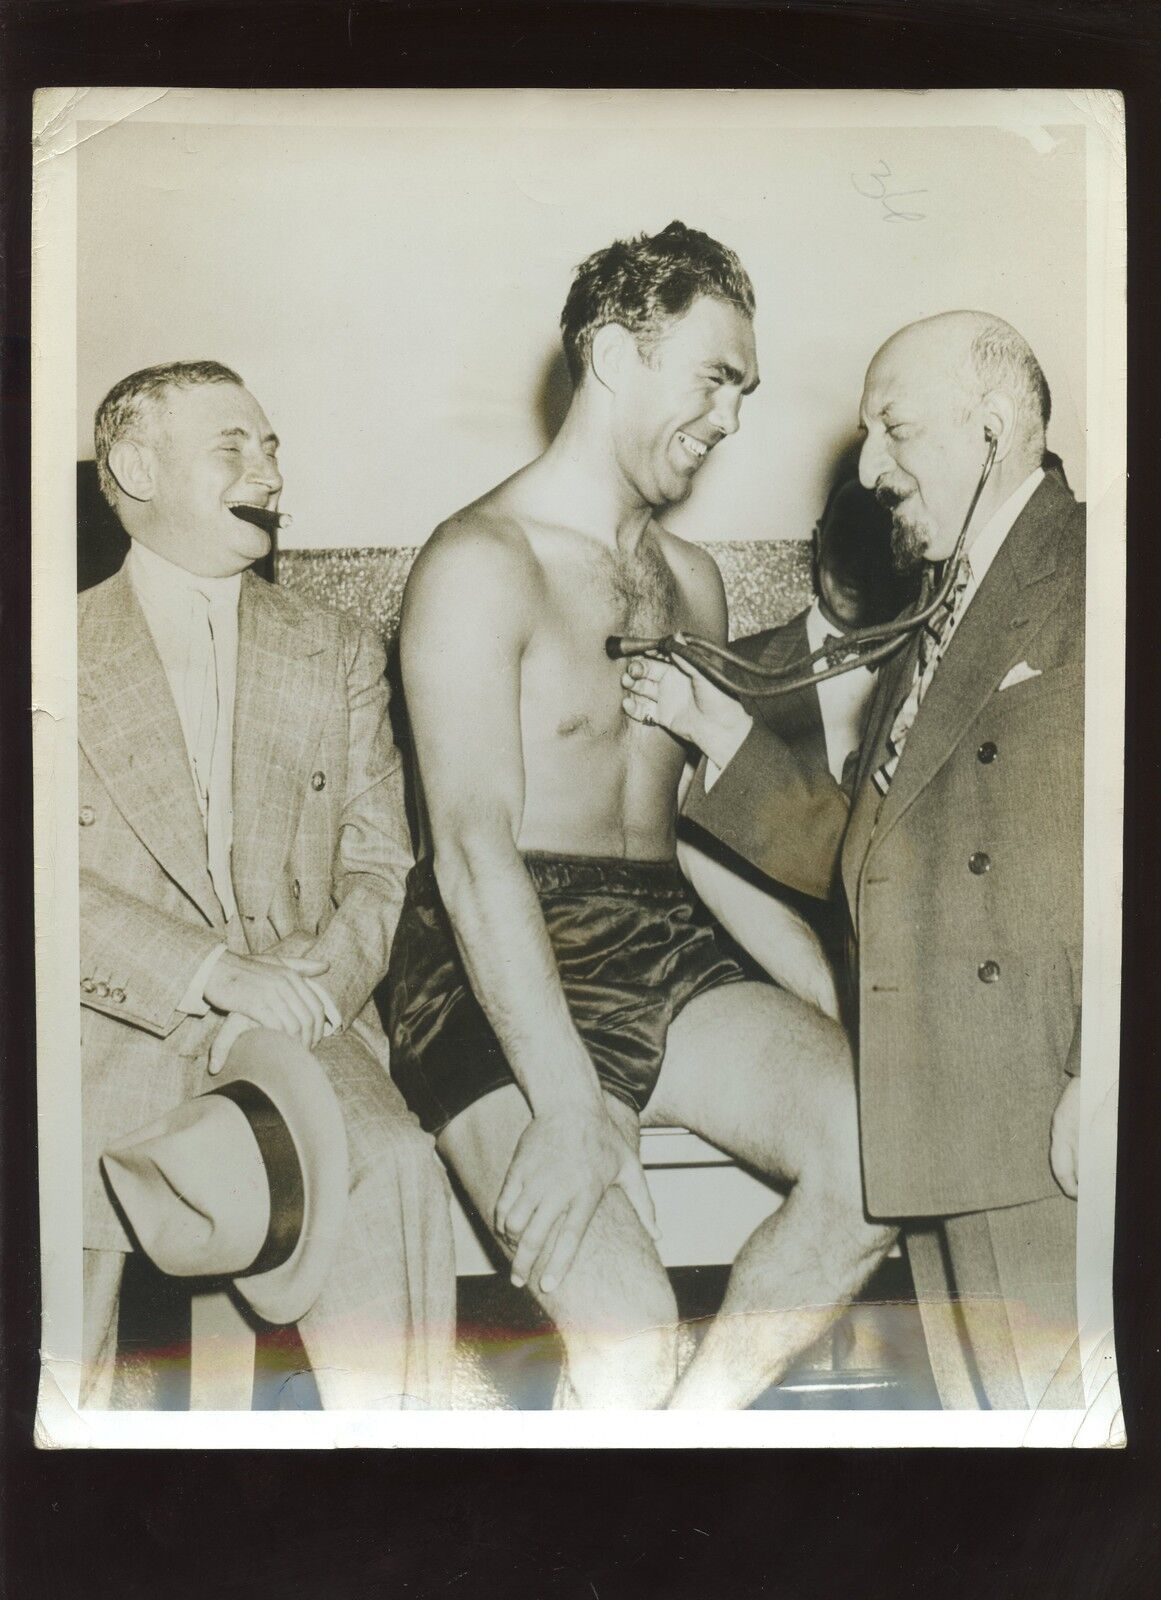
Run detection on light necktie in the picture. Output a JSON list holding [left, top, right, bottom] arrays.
[[873, 558, 972, 796], [191, 586, 237, 923]]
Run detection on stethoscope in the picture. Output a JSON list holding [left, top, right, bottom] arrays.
[[608, 431, 999, 700]]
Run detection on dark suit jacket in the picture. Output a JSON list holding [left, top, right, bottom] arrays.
[[685, 475, 1085, 1218], [731, 610, 829, 782], [718, 611, 854, 1009]]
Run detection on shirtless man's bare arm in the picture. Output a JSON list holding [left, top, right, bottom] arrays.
[[401, 521, 658, 1295]]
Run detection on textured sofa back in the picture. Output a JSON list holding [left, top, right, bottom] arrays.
[[276, 542, 815, 644]]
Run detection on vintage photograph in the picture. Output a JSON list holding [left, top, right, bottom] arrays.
[[31, 87, 1125, 1446]]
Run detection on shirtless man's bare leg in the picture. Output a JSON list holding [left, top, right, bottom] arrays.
[[439, 1086, 678, 1408], [643, 982, 896, 1409]]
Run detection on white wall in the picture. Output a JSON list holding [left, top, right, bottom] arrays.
[[76, 96, 1086, 548]]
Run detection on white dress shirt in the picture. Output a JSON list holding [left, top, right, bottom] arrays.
[[128, 541, 241, 1012], [128, 541, 342, 1032], [959, 466, 1044, 618], [805, 597, 878, 784], [128, 541, 240, 913]]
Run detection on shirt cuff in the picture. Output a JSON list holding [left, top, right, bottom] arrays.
[[704, 759, 723, 793], [314, 982, 343, 1035], [179, 943, 228, 1015]]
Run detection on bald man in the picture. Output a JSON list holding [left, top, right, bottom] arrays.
[[623, 312, 1085, 1411]]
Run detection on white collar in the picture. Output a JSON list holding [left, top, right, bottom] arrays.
[[962, 466, 1045, 588], [128, 538, 243, 606], [804, 596, 846, 655]]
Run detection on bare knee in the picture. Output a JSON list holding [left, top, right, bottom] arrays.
[[797, 1120, 897, 1268], [540, 1190, 678, 1408], [553, 1275, 679, 1409], [565, 1324, 677, 1408], [779, 1071, 890, 1247]]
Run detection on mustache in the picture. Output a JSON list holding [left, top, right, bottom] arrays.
[[873, 484, 906, 511]]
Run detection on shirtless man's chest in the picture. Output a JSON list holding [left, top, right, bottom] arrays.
[[516, 524, 715, 859]]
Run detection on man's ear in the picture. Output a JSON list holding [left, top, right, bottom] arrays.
[[106, 438, 157, 503], [589, 322, 637, 393], [979, 391, 1018, 463]]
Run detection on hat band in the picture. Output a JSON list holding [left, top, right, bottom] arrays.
[[209, 1079, 306, 1277]]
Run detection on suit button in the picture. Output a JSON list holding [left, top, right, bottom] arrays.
[[969, 852, 991, 875], [80, 977, 95, 994], [977, 741, 998, 764], [111, 987, 126, 1004], [79, 805, 96, 826], [977, 960, 1001, 984], [291, 879, 301, 899], [311, 771, 326, 792], [95, 981, 110, 998]]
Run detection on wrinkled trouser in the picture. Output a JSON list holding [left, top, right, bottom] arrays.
[[82, 1028, 456, 1411], [905, 1192, 1080, 1411]]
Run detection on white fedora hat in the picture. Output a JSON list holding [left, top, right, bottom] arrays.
[[101, 1028, 349, 1326]]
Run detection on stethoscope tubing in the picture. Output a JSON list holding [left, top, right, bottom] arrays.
[[611, 434, 999, 700]]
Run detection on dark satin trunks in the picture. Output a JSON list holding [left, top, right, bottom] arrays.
[[382, 851, 749, 1134]]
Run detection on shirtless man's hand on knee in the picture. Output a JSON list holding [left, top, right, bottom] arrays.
[[496, 1097, 655, 1293]]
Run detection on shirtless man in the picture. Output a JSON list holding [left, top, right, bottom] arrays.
[[385, 222, 895, 1408]]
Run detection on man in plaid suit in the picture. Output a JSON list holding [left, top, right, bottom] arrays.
[[79, 360, 455, 1409]]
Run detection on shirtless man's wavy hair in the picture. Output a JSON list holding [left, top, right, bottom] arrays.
[[560, 220, 756, 387]]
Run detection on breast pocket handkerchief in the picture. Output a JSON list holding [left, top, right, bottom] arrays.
[[998, 660, 1043, 692]]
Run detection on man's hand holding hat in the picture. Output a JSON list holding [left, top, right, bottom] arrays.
[[202, 950, 342, 1075], [102, 1027, 350, 1326], [203, 950, 331, 1043]]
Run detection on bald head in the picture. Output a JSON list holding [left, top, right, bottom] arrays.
[[858, 310, 1052, 568], [877, 311, 1049, 458]]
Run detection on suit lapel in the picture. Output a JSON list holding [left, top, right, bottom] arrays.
[[746, 613, 827, 768], [860, 476, 1077, 857], [230, 573, 332, 925], [79, 567, 223, 926], [840, 628, 917, 907]]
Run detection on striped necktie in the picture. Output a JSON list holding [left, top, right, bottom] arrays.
[[873, 558, 971, 795]]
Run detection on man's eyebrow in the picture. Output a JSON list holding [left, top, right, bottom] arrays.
[[216, 425, 281, 449], [713, 361, 760, 394]]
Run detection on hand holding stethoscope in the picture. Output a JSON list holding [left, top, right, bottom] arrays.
[[621, 645, 756, 773]]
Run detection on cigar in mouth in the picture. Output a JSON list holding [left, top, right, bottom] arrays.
[[228, 504, 292, 537]]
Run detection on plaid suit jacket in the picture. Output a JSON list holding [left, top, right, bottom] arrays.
[[79, 563, 413, 1249]]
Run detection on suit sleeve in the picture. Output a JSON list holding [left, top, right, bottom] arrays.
[[304, 621, 414, 1025], [80, 869, 225, 1036], [681, 716, 849, 901]]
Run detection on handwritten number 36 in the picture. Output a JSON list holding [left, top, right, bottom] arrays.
[[852, 160, 927, 223]]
